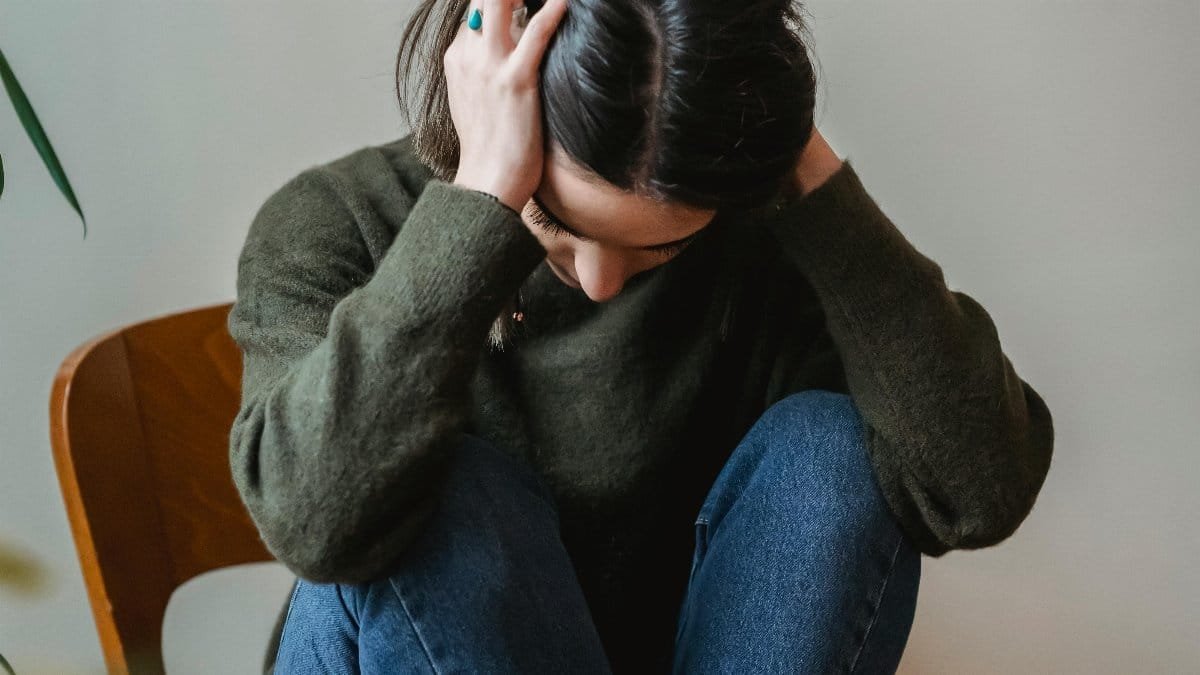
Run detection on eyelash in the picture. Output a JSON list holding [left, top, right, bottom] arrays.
[[527, 205, 570, 236], [527, 204, 690, 260]]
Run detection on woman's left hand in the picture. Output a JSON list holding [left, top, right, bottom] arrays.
[[793, 126, 844, 198]]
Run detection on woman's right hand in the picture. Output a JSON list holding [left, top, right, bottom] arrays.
[[446, 0, 570, 213]]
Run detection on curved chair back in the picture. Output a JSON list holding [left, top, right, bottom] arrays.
[[48, 302, 272, 674]]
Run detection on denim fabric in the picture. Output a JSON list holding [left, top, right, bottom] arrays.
[[671, 389, 921, 673], [273, 390, 920, 674]]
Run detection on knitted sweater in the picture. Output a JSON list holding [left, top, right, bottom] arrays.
[[227, 133, 1054, 670]]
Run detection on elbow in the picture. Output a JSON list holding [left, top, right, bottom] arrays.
[[236, 476, 441, 585], [259, 499, 439, 585], [898, 478, 1043, 557], [231, 473, 467, 586], [920, 378, 1056, 555], [244, 497, 357, 584], [915, 422, 1055, 556], [229, 411, 443, 584], [935, 475, 1046, 553]]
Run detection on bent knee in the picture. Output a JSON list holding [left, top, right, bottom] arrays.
[[748, 390, 894, 533], [758, 390, 865, 448]]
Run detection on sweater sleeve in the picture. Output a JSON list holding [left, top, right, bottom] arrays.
[[760, 159, 1055, 557], [226, 168, 546, 583]]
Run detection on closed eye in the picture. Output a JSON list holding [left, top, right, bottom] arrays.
[[527, 198, 694, 260], [527, 202, 572, 238]]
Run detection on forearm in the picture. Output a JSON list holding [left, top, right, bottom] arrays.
[[228, 174, 547, 582], [762, 161, 1054, 553]]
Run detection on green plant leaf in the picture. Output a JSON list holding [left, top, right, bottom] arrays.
[[0, 649, 14, 675], [0, 46, 86, 237]]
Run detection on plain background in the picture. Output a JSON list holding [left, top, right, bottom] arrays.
[[2, 1, 1197, 672]]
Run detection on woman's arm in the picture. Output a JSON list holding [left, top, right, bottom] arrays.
[[227, 164, 546, 583], [762, 133, 1055, 556]]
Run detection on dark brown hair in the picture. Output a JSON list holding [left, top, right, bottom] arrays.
[[394, 0, 822, 348]]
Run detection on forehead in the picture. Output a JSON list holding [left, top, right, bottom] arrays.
[[536, 151, 716, 245]]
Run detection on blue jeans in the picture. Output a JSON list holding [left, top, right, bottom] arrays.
[[273, 390, 921, 673]]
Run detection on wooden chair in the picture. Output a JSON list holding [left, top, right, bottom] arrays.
[[49, 302, 274, 674]]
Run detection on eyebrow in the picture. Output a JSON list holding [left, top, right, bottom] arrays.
[[530, 192, 705, 251]]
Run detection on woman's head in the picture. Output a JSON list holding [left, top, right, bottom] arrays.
[[395, 0, 819, 329], [398, 0, 818, 197]]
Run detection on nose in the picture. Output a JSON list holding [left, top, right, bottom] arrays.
[[574, 247, 630, 303]]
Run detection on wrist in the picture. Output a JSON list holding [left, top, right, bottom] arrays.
[[792, 129, 844, 197], [452, 175, 527, 215], [458, 185, 524, 219]]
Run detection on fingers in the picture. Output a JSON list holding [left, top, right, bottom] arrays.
[[482, 0, 520, 50], [452, 0, 562, 72], [511, 0, 568, 71]]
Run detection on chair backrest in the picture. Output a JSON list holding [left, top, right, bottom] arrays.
[[48, 302, 273, 675]]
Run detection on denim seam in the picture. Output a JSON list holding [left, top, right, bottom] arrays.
[[847, 534, 905, 674], [674, 517, 711, 667], [389, 577, 441, 674], [272, 579, 304, 673]]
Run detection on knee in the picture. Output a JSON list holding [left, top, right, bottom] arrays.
[[723, 389, 894, 537], [757, 390, 868, 474], [756, 389, 866, 455]]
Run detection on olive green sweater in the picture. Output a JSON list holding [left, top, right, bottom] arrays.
[[227, 133, 1053, 670]]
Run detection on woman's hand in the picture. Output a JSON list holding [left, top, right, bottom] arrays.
[[793, 126, 844, 198], [446, 0, 570, 213]]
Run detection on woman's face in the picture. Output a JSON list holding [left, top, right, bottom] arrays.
[[519, 146, 717, 303]]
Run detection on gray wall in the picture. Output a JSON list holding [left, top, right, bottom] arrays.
[[1, 1, 1196, 672]]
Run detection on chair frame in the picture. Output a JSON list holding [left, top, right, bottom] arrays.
[[49, 302, 273, 674]]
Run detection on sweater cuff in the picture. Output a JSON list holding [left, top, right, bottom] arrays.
[[457, 185, 524, 220], [372, 178, 547, 322]]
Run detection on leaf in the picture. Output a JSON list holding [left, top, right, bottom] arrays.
[[0, 46, 86, 236], [0, 537, 49, 596]]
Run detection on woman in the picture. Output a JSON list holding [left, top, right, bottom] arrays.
[[227, 0, 1055, 671]]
